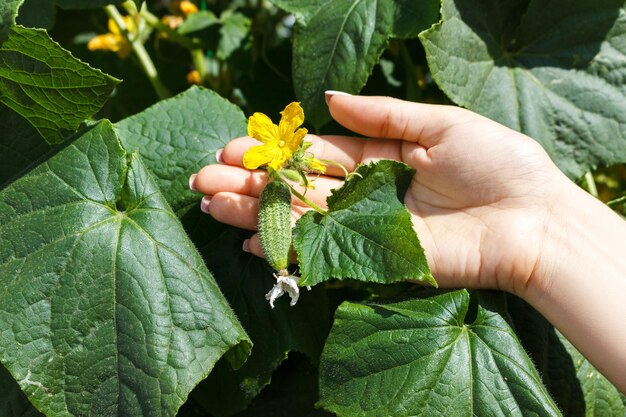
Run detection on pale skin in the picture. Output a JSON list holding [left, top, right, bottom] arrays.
[[191, 93, 626, 393]]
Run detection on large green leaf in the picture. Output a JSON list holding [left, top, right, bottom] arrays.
[[0, 104, 49, 188], [0, 25, 119, 144], [290, 0, 439, 128], [293, 160, 434, 287], [507, 295, 625, 416], [189, 227, 331, 416], [114, 86, 247, 215], [420, 0, 626, 178], [0, 121, 251, 417], [0, 364, 43, 417], [319, 290, 561, 417]]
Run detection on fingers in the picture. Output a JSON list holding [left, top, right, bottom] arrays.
[[243, 233, 299, 265], [194, 163, 341, 206], [243, 233, 263, 258], [223, 135, 405, 175], [203, 192, 259, 230], [222, 135, 367, 176], [326, 94, 475, 149]]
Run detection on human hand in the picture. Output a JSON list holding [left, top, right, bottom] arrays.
[[191, 94, 569, 297]]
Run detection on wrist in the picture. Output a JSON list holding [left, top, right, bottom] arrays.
[[517, 174, 576, 305], [517, 175, 626, 391]]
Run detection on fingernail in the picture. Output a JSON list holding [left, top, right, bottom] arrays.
[[215, 148, 224, 163], [242, 239, 251, 252], [200, 196, 212, 213], [325, 90, 352, 106], [189, 174, 197, 191]]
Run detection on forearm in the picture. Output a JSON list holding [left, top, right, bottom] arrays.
[[525, 176, 626, 392]]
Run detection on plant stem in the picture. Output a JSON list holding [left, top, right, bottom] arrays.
[[190, 48, 210, 84], [276, 172, 328, 216], [105, 5, 172, 100], [584, 171, 599, 198]]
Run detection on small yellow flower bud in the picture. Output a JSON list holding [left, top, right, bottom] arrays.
[[187, 69, 202, 85], [180, 0, 199, 16], [161, 15, 184, 30]]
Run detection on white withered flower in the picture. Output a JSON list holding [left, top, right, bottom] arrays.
[[265, 272, 310, 308]]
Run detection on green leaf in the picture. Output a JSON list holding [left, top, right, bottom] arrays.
[[269, 0, 332, 24], [319, 290, 561, 417], [0, 364, 44, 417], [0, 121, 251, 416], [0, 104, 49, 188], [507, 295, 625, 416], [178, 10, 219, 35], [217, 11, 250, 60], [189, 227, 331, 416], [293, 160, 434, 287], [0, 25, 119, 144], [291, 0, 439, 128], [420, 0, 626, 178], [557, 333, 625, 416], [114, 86, 247, 215], [230, 353, 335, 417]]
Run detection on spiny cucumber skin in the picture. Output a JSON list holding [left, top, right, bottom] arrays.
[[258, 181, 292, 272]]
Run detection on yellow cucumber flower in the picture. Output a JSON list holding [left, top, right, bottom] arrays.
[[243, 102, 308, 171], [87, 16, 136, 59]]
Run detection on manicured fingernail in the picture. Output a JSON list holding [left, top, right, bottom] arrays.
[[189, 174, 197, 191], [200, 196, 212, 213], [215, 148, 224, 163], [325, 90, 352, 105], [242, 239, 251, 253]]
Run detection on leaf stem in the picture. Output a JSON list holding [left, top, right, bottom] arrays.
[[276, 172, 328, 216], [584, 171, 599, 198], [105, 5, 172, 100]]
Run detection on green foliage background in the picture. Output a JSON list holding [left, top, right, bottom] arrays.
[[1, 0, 625, 416]]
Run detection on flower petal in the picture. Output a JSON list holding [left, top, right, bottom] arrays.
[[243, 144, 280, 170], [248, 112, 279, 145], [285, 127, 308, 152], [87, 33, 120, 52], [278, 102, 305, 140], [307, 157, 327, 173], [268, 150, 291, 171]]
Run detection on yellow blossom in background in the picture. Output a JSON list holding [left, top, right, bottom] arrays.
[[179, 0, 199, 16], [87, 16, 136, 58], [243, 102, 308, 171], [187, 69, 201, 85], [161, 14, 184, 30]]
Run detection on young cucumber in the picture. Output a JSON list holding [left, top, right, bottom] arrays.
[[258, 180, 292, 273]]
